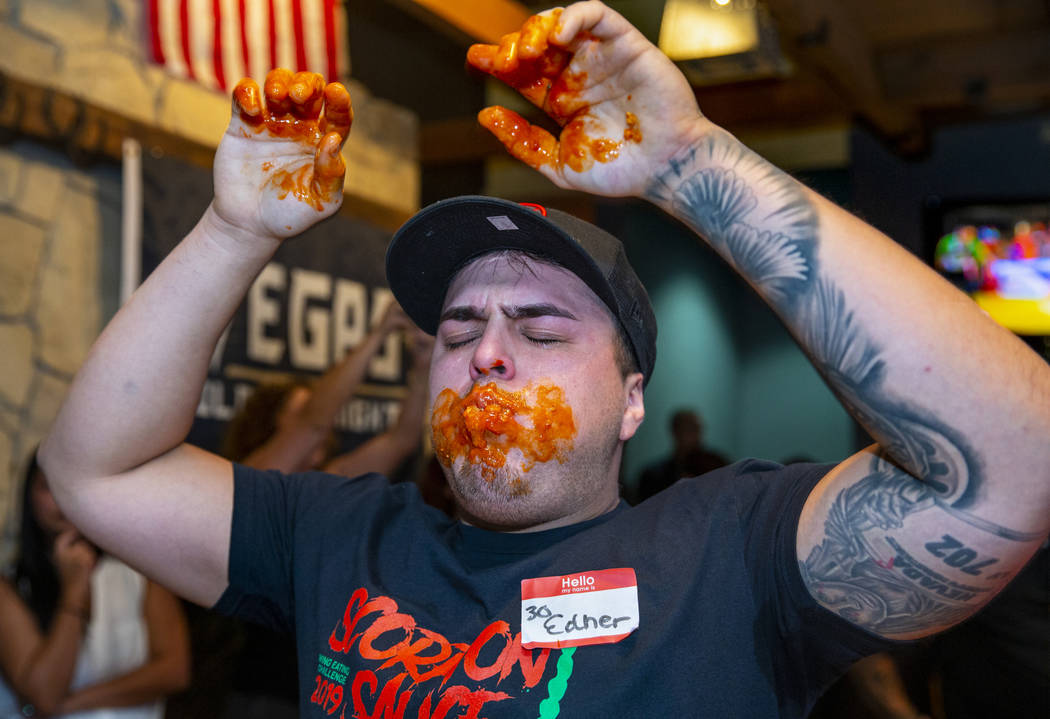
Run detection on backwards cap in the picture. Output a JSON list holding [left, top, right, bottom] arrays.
[[385, 196, 657, 384]]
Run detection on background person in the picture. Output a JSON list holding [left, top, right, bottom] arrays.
[[0, 452, 189, 718], [222, 300, 430, 476], [633, 407, 728, 503]]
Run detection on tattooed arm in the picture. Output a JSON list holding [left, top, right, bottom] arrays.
[[470, 0, 1050, 639]]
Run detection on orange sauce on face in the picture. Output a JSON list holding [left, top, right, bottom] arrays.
[[431, 382, 576, 481]]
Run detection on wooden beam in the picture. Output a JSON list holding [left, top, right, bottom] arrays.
[[0, 71, 215, 169], [763, 0, 920, 140], [695, 74, 850, 131], [877, 26, 1050, 109], [392, 0, 531, 45]]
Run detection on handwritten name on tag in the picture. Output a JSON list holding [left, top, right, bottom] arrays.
[[520, 568, 639, 649]]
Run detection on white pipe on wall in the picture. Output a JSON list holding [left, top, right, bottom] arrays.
[[120, 137, 143, 305]]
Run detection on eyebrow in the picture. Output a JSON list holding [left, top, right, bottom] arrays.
[[503, 303, 577, 321], [439, 303, 578, 324], [439, 306, 485, 323]]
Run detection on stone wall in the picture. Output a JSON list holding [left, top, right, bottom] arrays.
[[0, 141, 121, 566], [0, 0, 419, 566]]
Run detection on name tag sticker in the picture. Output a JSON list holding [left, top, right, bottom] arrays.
[[520, 568, 639, 649]]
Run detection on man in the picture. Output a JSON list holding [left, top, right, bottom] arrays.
[[635, 408, 729, 503], [39, 2, 1050, 717]]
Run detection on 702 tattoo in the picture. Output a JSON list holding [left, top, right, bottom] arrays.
[[925, 534, 998, 576]]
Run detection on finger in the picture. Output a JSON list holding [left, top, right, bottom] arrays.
[[467, 45, 561, 113], [468, 15, 572, 118], [550, 0, 627, 45], [232, 78, 263, 119], [264, 68, 295, 115], [518, 11, 558, 59], [494, 32, 521, 73], [465, 41, 498, 74], [56, 527, 83, 549], [289, 71, 326, 118], [314, 130, 346, 198], [321, 82, 353, 142], [478, 106, 558, 171]]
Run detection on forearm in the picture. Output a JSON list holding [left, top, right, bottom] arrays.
[[41, 205, 279, 487], [322, 358, 427, 477], [14, 613, 86, 715], [54, 653, 190, 714], [847, 653, 928, 719], [56, 581, 191, 714], [645, 123, 1050, 528], [391, 363, 428, 450], [302, 321, 391, 428]]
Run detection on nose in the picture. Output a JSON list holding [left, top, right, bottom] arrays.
[[469, 324, 514, 383]]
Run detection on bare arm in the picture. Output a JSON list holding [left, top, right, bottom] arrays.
[[322, 330, 433, 478], [846, 653, 930, 719], [243, 302, 412, 472], [0, 532, 96, 716], [38, 70, 353, 607], [470, 0, 1050, 638], [54, 581, 190, 714]]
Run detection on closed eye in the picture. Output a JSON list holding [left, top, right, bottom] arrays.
[[443, 333, 480, 350]]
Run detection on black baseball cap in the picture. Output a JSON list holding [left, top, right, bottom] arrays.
[[386, 196, 657, 384]]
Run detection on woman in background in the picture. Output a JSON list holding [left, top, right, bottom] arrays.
[[0, 451, 190, 718]]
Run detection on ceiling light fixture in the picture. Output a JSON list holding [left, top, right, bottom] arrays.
[[657, 0, 791, 85]]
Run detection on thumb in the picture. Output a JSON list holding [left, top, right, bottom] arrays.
[[313, 131, 346, 201], [229, 78, 264, 136]]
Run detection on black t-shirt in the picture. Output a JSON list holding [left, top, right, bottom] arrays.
[[214, 459, 890, 717]]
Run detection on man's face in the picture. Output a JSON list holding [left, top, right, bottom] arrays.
[[429, 253, 644, 531]]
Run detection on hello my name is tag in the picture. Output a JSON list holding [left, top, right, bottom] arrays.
[[520, 568, 639, 649]]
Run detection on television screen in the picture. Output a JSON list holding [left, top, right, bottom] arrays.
[[926, 199, 1050, 336]]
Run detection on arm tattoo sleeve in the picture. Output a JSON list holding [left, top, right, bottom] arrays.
[[646, 132, 1042, 633]]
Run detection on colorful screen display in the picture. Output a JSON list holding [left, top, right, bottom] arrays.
[[930, 201, 1050, 336]]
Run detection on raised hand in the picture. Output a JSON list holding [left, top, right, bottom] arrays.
[[212, 69, 353, 241], [377, 300, 413, 336], [467, 0, 707, 197], [53, 529, 98, 612]]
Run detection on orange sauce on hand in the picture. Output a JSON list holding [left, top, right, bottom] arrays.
[[478, 106, 558, 168], [431, 382, 576, 482], [232, 73, 346, 211], [468, 9, 643, 173], [624, 112, 642, 143], [561, 117, 620, 172], [234, 78, 325, 143]]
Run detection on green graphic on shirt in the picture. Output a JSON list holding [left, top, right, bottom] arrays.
[[317, 653, 349, 683], [536, 647, 576, 719]]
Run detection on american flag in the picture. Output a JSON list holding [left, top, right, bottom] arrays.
[[146, 0, 349, 92]]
